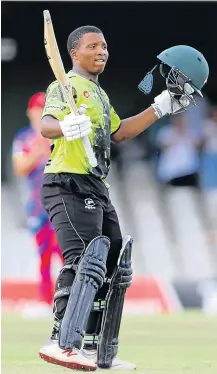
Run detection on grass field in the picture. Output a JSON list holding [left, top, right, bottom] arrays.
[[1, 311, 217, 374]]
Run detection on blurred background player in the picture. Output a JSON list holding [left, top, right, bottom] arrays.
[[156, 114, 201, 188], [12, 92, 63, 318]]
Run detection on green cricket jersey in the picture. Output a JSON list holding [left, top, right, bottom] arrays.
[[42, 72, 121, 179]]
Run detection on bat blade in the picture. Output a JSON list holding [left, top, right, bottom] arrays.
[[43, 10, 76, 115]]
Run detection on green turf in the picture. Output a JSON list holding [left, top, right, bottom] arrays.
[[1, 311, 217, 374]]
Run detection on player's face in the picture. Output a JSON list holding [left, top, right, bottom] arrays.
[[72, 33, 109, 74], [28, 108, 44, 130]]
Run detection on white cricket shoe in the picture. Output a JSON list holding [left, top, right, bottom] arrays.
[[82, 349, 137, 370], [39, 339, 97, 371]]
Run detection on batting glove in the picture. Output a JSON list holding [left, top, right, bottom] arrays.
[[151, 90, 193, 119], [59, 111, 92, 141]]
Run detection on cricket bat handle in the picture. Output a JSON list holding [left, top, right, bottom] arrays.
[[70, 103, 97, 168], [83, 136, 97, 167]]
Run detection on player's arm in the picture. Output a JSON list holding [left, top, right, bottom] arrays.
[[41, 111, 91, 141], [12, 138, 40, 177], [110, 103, 156, 141], [13, 153, 39, 177], [41, 115, 63, 139], [40, 81, 70, 139], [112, 90, 192, 142], [12, 131, 51, 176], [41, 81, 91, 141], [113, 107, 157, 142]]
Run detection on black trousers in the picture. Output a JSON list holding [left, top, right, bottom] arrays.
[[41, 173, 122, 277]]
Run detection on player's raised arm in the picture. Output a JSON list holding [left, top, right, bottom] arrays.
[[113, 89, 188, 142], [113, 45, 209, 143], [113, 107, 157, 142]]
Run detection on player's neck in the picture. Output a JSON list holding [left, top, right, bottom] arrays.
[[72, 67, 99, 83]]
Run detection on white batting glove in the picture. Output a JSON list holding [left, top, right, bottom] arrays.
[[59, 108, 92, 142], [151, 90, 193, 119]]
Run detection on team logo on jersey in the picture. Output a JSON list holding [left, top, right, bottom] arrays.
[[84, 198, 96, 210], [83, 90, 90, 98]]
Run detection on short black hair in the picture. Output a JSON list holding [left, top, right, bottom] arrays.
[[67, 25, 103, 55]]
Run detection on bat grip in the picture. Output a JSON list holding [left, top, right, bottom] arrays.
[[82, 136, 97, 168], [69, 104, 97, 167]]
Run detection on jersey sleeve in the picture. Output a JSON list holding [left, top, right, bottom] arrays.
[[110, 105, 121, 135], [42, 81, 77, 121]]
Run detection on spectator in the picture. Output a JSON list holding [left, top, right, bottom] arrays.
[[155, 114, 201, 188], [200, 106, 217, 190], [200, 106, 217, 244]]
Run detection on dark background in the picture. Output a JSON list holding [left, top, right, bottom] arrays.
[[2, 1, 217, 180]]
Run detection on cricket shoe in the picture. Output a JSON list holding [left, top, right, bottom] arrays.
[[82, 349, 137, 370], [39, 339, 97, 371]]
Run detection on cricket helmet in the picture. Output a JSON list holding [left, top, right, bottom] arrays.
[[138, 45, 209, 114]]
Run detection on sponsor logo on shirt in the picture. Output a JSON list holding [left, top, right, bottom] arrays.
[[45, 105, 66, 110], [83, 90, 90, 98], [84, 198, 96, 210]]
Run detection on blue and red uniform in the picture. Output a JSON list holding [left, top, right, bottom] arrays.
[[12, 125, 63, 305]]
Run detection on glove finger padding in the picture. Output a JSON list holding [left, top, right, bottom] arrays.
[[59, 111, 92, 141], [69, 122, 91, 134], [62, 114, 90, 126], [152, 89, 193, 119], [67, 129, 91, 141]]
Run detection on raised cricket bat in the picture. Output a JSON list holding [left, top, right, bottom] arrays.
[[43, 10, 97, 167]]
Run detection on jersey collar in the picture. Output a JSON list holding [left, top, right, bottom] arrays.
[[68, 70, 100, 87]]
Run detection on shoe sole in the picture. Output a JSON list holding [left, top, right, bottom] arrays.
[[39, 352, 97, 371]]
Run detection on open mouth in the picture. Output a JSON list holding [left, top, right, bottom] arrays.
[[95, 59, 105, 63]]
